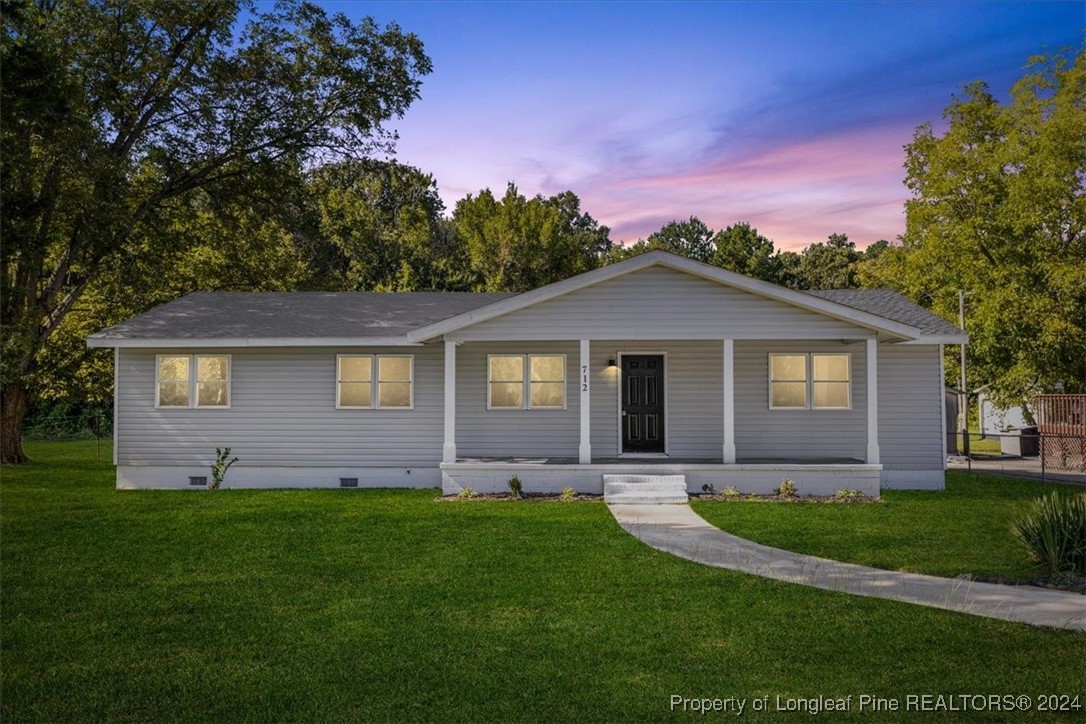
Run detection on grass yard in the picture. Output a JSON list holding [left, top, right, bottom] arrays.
[[693, 472, 1082, 581], [2, 442, 1084, 722]]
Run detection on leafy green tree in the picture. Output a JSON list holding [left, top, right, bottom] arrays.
[[794, 233, 863, 289], [865, 46, 1086, 411], [646, 217, 715, 262], [453, 184, 610, 292], [0, 0, 431, 461], [709, 222, 780, 282]]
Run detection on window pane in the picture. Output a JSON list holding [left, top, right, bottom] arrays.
[[771, 355, 806, 381], [489, 356, 523, 382], [158, 381, 189, 407], [490, 382, 523, 408], [813, 354, 849, 382], [814, 381, 850, 409], [771, 382, 807, 408], [530, 381, 564, 408], [197, 381, 229, 407], [530, 356, 564, 382], [339, 381, 371, 407], [339, 356, 372, 382], [379, 382, 412, 408], [158, 356, 189, 382], [378, 356, 411, 382], [197, 356, 229, 381]]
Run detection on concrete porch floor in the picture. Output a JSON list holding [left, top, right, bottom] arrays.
[[454, 455, 864, 465]]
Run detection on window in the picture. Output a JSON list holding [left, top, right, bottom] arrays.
[[488, 354, 566, 409], [156, 354, 230, 408], [337, 355, 413, 409], [769, 353, 850, 410]]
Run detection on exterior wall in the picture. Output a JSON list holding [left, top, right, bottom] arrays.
[[116, 345, 445, 477], [117, 465, 440, 490], [878, 344, 946, 488], [448, 266, 874, 341], [733, 340, 868, 461], [455, 341, 580, 457]]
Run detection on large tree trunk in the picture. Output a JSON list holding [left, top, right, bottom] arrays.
[[1, 383, 30, 464]]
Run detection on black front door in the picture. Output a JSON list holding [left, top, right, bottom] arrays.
[[622, 355, 665, 453]]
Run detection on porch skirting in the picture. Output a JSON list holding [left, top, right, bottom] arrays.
[[440, 461, 883, 497]]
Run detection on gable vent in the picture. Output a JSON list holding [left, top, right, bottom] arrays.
[[189, 476, 208, 487], [339, 478, 358, 488]]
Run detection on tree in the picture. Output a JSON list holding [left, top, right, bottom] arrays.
[[453, 184, 610, 292], [794, 233, 863, 289], [709, 222, 780, 282], [0, 0, 432, 462], [864, 45, 1086, 411], [645, 217, 715, 262]]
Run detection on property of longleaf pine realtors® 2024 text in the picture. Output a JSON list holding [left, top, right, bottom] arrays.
[[669, 693, 1082, 715]]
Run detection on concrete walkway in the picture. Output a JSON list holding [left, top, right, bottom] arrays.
[[609, 504, 1086, 631]]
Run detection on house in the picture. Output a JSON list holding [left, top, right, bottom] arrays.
[[88, 251, 967, 498]]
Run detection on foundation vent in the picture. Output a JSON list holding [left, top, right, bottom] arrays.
[[339, 478, 359, 488]]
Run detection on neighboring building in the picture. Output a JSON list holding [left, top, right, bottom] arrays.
[[88, 251, 967, 496], [977, 391, 1030, 435]]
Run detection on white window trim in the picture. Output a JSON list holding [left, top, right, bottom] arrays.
[[768, 352, 852, 411], [155, 353, 232, 410], [336, 354, 414, 410], [486, 353, 568, 410]]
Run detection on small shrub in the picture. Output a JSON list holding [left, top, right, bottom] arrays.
[[559, 486, 577, 502], [722, 486, 741, 498], [701, 483, 716, 495], [209, 447, 238, 490], [1012, 493, 1086, 577], [777, 478, 797, 498], [507, 476, 523, 498], [456, 486, 477, 500], [834, 488, 865, 502]]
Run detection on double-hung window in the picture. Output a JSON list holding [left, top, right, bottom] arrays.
[[156, 355, 231, 408], [769, 353, 850, 410], [488, 354, 566, 409], [337, 355, 413, 409]]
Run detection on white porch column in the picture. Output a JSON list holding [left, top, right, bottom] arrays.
[[722, 338, 736, 464], [579, 339, 592, 464], [866, 337, 880, 464], [443, 339, 457, 464]]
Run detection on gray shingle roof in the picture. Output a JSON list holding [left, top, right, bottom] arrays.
[[804, 289, 964, 337], [90, 291, 516, 340]]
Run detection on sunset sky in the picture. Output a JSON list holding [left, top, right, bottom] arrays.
[[329, 1, 1079, 249]]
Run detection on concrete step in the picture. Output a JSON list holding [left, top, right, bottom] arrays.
[[603, 474, 688, 505]]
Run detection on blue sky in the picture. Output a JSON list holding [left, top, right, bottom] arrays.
[[317, 1, 1081, 249]]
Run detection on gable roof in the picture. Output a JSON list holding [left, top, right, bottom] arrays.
[[804, 289, 965, 338], [88, 251, 967, 348], [88, 291, 515, 347], [405, 251, 964, 344]]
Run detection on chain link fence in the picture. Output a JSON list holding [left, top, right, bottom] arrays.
[[951, 431, 1086, 485], [22, 410, 112, 461]]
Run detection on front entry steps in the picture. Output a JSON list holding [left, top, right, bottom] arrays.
[[603, 474, 688, 504]]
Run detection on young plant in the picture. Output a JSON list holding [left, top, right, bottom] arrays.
[[701, 483, 716, 495], [456, 486, 478, 500], [722, 486, 741, 498], [209, 447, 238, 490], [1012, 493, 1086, 577], [834, 488, 865, 501], [559, 486, 577, 502], [777, 478, 797, 498], [507, 475, 523, 498]]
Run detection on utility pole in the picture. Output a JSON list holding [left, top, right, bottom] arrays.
[[959, 290, 970, 458]]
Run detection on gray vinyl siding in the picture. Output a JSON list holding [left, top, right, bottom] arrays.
[[449, 266, 873, 342], [116, 345, 444, 467], [589, 341, 723, 458], [878, 345, 944, 470], [734, 340, 868, 460], [455, 341, 580, 457]]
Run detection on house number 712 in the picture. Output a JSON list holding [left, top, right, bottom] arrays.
[[581, 365, 589, 392]]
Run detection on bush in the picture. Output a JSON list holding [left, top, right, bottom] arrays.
[[209, 447, 238, 490], [1012, 493, 1086, 577], [508, 476, 523, 498], [777, 478, 797, 498], [722, 486, 741, 498], [701, 484, 716, 495], [456, 486, 477, 500], [834, 488, 865, 501], [559, 486, 577, 502]]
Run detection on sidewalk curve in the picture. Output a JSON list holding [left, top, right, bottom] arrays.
[[609, 504, 1085, 632]]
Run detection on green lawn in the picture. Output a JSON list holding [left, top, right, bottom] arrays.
[[2, 441, 1084, 722], [693, 473, 1081, 581]]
